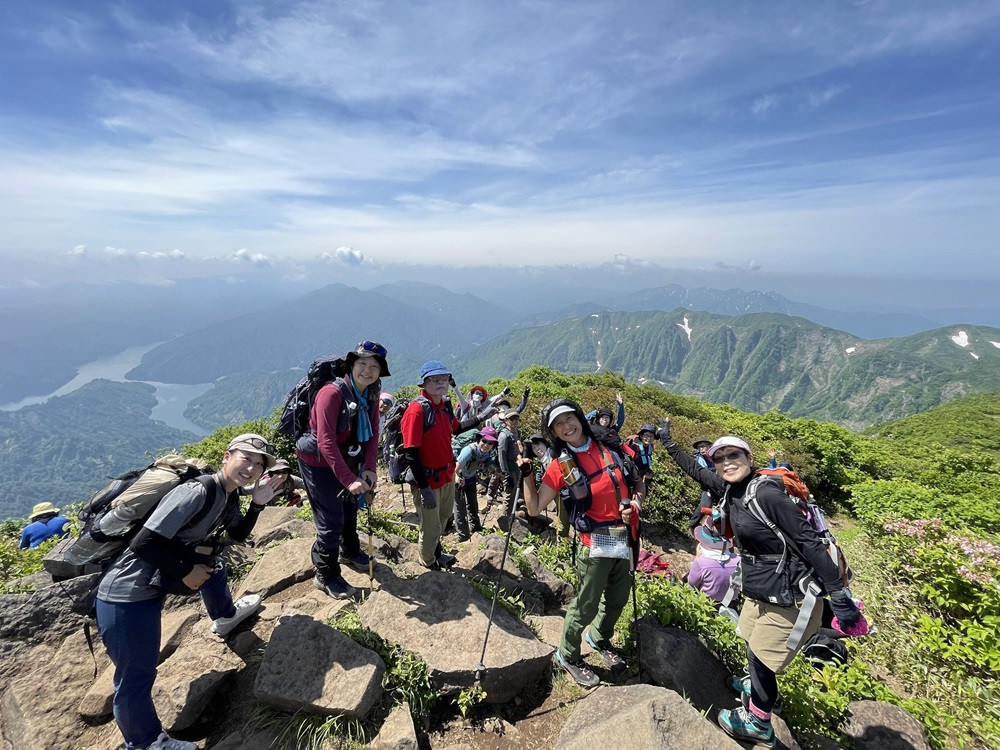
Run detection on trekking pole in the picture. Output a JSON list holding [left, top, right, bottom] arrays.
[[625, 511, 643, 680], [366, 490, 376, 591], [475, 469, 524, 685]]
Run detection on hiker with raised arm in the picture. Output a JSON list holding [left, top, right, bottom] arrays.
[[96, 434, 284, 750], [585, 391, 626, 436], [658, 418, 860, 747], [521, 399, 643, 688], [296, 341, 389, 600], [402, 360, 491, 569]]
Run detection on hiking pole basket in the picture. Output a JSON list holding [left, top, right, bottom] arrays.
[[475, 472, 524, 684]]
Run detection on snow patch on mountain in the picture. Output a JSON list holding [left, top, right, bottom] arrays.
[[971, 352, 980, 360], [951, 331, 970, 348], [677, 316, 693, 342], [991, 341, 1000, 349], [845, 346, 856, 355]]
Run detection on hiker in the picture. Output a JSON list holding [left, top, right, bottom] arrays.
[[527, 433, 571, 539], [458, 384, 517, 420], [659, 420, 860, 747], [687, 524, 740, 604], [624, 424, 657, 484], [264, 460, 305, 506], [296, 341, 388, 599], [521, 399, 644, 688], [402, 360, 489, 569], [496, 409, 524, 519], [693, 437, 714, 469], [96, 433, 284, 750], [585, 391, 625, 434], [767, 448, 793, 471], [18, 501, 69, 549], [454, 426, 498, 541]]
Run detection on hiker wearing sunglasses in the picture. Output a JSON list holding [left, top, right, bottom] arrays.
[[658, 418, 860, 748], [297, 341, 389, 599]]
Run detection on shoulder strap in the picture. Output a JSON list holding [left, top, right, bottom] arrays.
[[181, 474, 224, 532]]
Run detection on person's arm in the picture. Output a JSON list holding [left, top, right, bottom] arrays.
[[497, 432, 513, 476], [451, 379, 469, 415], [659, 419, 726, 496], [131, 528, 199, 581], [767, 449, 778, 469], [515, 386, 530, 414], [521, 460, 560, 516], [615, 393, 625, 431], [585, 409, 597, 421], [312, 385, 362, 489], [227, 501, 265, 542], [757, 481, 843, 593], [687, 557, 706, 589], [18, 527, 30, 550]]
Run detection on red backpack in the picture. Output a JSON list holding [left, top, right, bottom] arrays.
[[758, 466, 811, 503]]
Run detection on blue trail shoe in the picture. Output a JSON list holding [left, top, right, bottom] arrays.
[[718, 706, 776, 748]]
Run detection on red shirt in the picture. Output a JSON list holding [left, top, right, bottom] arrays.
[[542, 440, 628, 546], [401, 392, 460, 489]]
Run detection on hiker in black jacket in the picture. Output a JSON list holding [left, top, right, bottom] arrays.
[[659, 418, 860, 748]]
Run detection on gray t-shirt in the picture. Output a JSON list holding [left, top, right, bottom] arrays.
[[97, 475, 231, 603]]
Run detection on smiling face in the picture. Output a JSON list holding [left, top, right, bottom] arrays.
[[640, 432, 655, 446], [550, 411, 587, 448], [221, 449, 266, 490], [598, 414, 612, 427], [351, 356, 382, 390], [712, 449, 752, 483]]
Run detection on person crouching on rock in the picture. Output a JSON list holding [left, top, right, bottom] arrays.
[[402, 360, 492, 570], [521, 399, 643, 688], [96, 434, 284, 750]]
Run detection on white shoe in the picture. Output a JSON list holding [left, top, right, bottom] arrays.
[[211, 594, 262, 637], [145, 731, 198, 749]]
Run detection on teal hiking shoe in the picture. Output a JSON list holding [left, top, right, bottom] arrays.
[[718, 706, 776, 748], [729, 673, 782, 714]]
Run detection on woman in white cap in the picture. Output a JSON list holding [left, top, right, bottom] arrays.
[[658, 418, 860, 748]]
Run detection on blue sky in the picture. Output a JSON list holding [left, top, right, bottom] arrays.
[[2, 1, 998, 294]]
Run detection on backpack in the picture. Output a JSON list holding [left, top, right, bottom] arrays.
[[801, 633, 849, 669], [759, 466, 811, 503], [562, 439, 640, 533], [63, 455, 215, 573], [277, 354, 353, 440], [381, 396, 454, 482], [451, 427, 481, 460]]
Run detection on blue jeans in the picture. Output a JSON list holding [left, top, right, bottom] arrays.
[[97, 567, 235, 747], [297, 460, 361, 582]]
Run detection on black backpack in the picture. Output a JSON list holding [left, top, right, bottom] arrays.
[[381, 396, 454, 482], [278, 354, 362, 440], [801, 633, 849, 669]]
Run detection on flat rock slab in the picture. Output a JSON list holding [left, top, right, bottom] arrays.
[[153, 630, 243, 731], [556, 684, 744, 750], [358, 571, 554, 704], [370, 702, 418, 750], [236, 536, 315, 599], [1, 629, 110, 750], [0, 573, 100, 645], [212, 724, 284, 749], [638, 621, 733, 717], [79, 608, 200, 718], [254, 612, 385, 719], [844, 700, 930, 750]]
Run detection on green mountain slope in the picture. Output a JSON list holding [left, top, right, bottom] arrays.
[[0, 379, 197, 519], [867, 391, 1000, 458], [456, 310, 1000, 428]]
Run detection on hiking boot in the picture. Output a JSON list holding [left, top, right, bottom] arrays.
[[145, 731, 198, 750], [730, 674, 782, 714], [584, 629, 627, 673], [211, 595, 261, 638], [436, 552, 457, 569], [314, 575, 356, 600], [717, 707, 776, 748], [555, 650, 600, 688], [340, 551, 371, 571]]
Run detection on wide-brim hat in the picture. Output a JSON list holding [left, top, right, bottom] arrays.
[[226, 433, 278, 469], [418, 359, 450, 385], [29, 501, 59, 520], [346, 341, 390, 377], [694, 524, 730, 551], [692, 437, 713, 449]]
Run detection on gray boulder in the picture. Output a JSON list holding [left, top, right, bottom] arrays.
[[152, 630, 243, 731], [555, 684, 744, 750], [254, 612, 385, 719], [370, 702, 418, 750], [638, 621, 733, 716], [249, 506, 312, 547], [358, 571, 554, 704], [522, 550, 575, 607], [212, 724, 284, 749], [844, 700, 930, 750], [235, 536, 315, 599], [0, 573, 99, 645]]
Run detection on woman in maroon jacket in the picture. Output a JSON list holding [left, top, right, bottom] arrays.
[[296, 341, 388, 599]]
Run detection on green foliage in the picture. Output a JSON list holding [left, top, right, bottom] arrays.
[[869, 391, 1000, 460], [0, 532, 61, 593], [456, 684, 487, 717], [467, 577, 529, 621], [182, 418, 290, 469]]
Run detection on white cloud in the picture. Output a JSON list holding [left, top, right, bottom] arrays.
[[805, 84, 848, 110], [69, 244, 87, 256], [232, 248, 269, 265], [319, 247, 367, 267], [751, 94, 780, 115]]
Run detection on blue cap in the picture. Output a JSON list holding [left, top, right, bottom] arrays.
[[418, 359, 451, 385]]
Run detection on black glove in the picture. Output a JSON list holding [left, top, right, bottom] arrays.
[[830, 590, 861, 629], [519, 459, 533, 477], [658, 419, 672, 447], [419, 487, 437, 510], [523, 386, 531, 398], [448, 376, 457, 388]]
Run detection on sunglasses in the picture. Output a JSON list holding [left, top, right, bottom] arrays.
[[711, 450, 745, 465], [356, 340, 387, 357]]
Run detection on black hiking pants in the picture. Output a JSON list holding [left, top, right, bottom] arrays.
[[297, 460, 361, 583]]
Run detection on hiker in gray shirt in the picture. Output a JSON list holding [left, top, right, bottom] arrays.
[[96, 433, 283, 750]]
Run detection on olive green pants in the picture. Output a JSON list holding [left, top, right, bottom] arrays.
[[416, 482, 456, 567], [560, 544, 632, 660]]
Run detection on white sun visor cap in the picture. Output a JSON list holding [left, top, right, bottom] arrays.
[[707, 436, 752, 458], [546, 404, 577, 427]]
